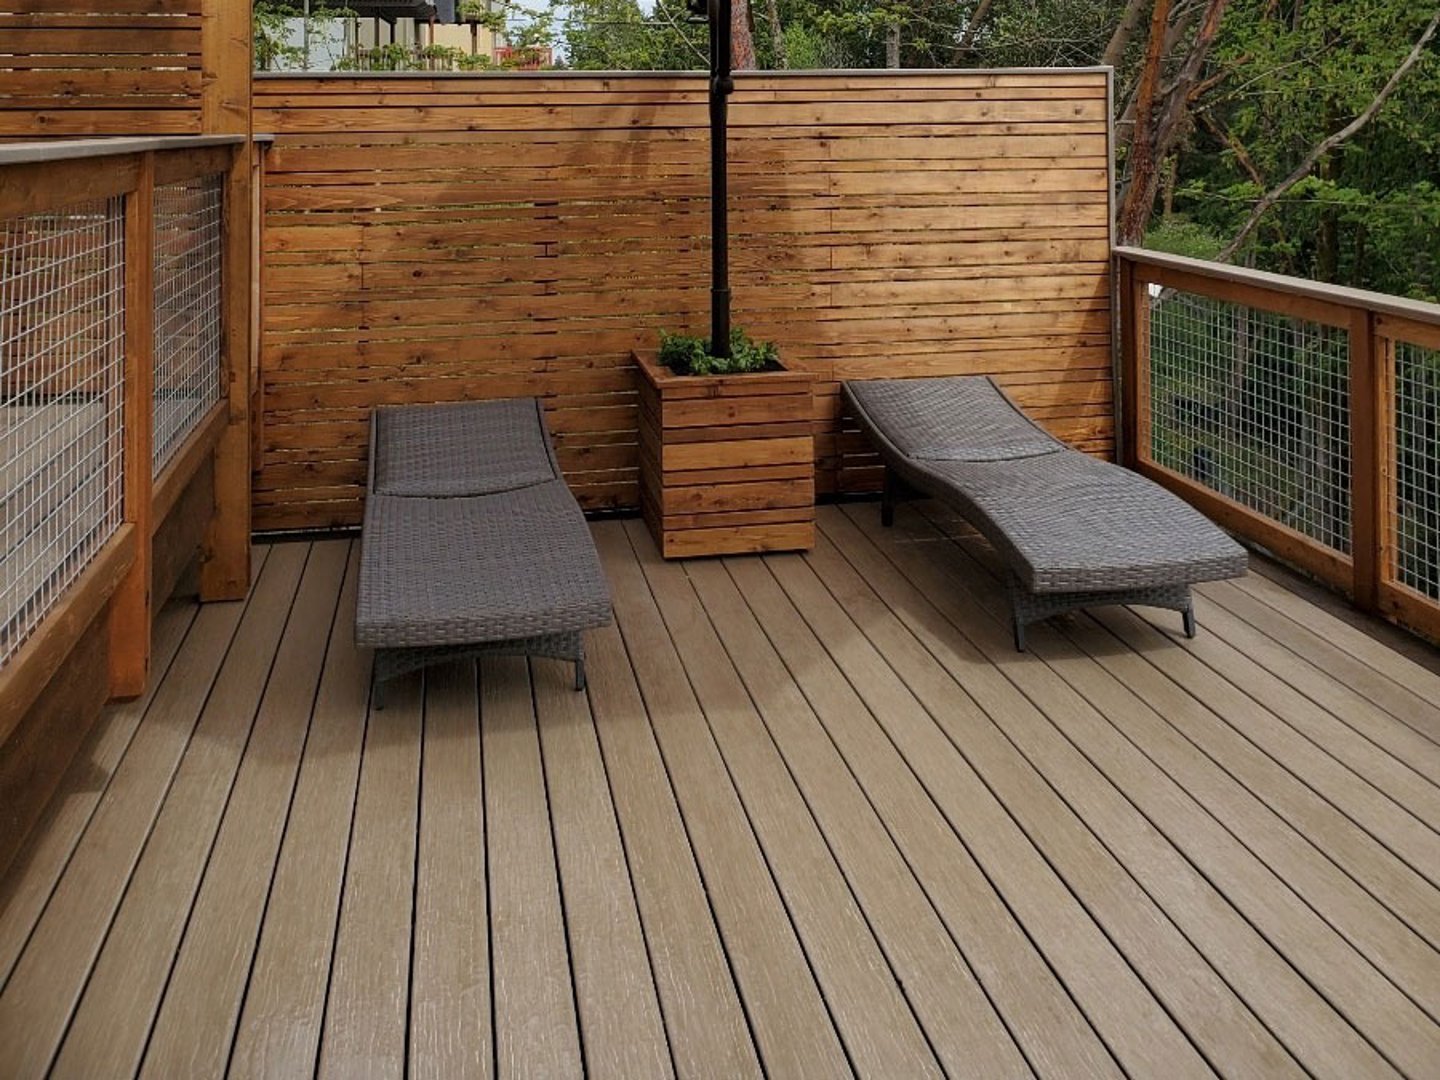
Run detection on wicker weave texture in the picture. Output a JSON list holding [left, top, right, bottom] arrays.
[[844, 375, 1248, 594], [356, 482, 611, 649], [844, 376, 1064, 462], [370, 397, 560, 497]]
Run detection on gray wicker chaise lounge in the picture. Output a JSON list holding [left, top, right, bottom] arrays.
[[843, 376, 1248, 650], [355, 398, 612, 700]]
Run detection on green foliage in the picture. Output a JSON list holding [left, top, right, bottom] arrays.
[[253, 1, 353, 71], [658, 328, 781, 376], [1174, 0, 1440, 298], [1144, 218, 1228, 261]]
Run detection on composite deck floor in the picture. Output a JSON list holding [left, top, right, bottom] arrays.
[[2, 503, 1440, 1079]]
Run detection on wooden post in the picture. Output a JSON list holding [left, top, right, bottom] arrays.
[[108, 154, 156, 698], [1118, 255, 1145, 469], [1350, 308, 1384, 610], [199, 0, 253, 601]]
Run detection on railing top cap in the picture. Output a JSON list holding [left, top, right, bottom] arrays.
[[1117, 245, 1440, 328], [0, 134, 254, 168], [252, 65, 1113, 79]]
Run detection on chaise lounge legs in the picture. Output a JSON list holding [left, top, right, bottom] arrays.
[[1008, 577, 1197, 652], [371, 632, 588, 708]]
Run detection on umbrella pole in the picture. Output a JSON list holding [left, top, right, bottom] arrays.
[[709, 0, 734, 358]]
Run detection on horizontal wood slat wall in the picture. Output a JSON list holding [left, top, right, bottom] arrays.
[[255, 71, 1113, 530], [0, 2, 206, 137]]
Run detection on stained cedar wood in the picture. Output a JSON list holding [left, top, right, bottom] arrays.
[[0, 5, 204, 137], [3, 524, 1440, 1077], [255, 71, 1114, 530]]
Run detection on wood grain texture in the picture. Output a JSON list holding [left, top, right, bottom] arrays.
[[6, 528, 1438, 1077], [253, 71, 1113, 529], [595, 522, 849, 1077], [832, 503, 1422, 1077], [318, 667, 421, 1080], [660, 545, 1024, 1077], [533, 657, 674, 1080], [410, 661, 491, 1080], [481, 655, 584, 1080], [0, 5, 204, 136], [638, 352, 815, 558], [48, 543, 307, 1079], [228, 544, 372, 1080], [0, 546, 276, 1079], [134, 542, 348, 1080]]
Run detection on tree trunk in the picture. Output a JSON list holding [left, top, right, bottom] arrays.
[[763, 0, 786, 68], [732, 0, 756, 69], [1116, 0, 1173, 244], [1103, 0, 1152, 68], [1118, 0, 1231, 244], [886, 21, 901, 68], [955, 0, 995, 56]]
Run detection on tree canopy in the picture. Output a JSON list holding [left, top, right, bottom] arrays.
[[558, 0, 1440, 298]]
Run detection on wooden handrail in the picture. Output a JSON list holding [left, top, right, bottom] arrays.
[[0, 140, 249, 723], [1116, 247, 1440, 642]]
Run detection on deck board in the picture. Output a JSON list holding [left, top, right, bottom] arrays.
[[2, 508, 1440, 1080]]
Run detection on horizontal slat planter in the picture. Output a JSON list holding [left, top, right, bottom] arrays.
[[637, 352, 815, 558]]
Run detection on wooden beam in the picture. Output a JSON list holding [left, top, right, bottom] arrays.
[[1350, 309, 1383, 612], [0, 153, 140, 219], [152, 400, 227, 531], [201, 144, 253, 601], [107, 153, 156, 699], [1, 527, 136, 742], [201, 0, 250, 136], [1117, 255, 1142, 468]]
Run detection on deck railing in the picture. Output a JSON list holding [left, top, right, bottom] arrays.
[[1118, 246, 1440, 640], [0, 136, 247, 735]]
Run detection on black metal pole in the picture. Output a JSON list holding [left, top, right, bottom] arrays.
[[709, 0, 734, 358]]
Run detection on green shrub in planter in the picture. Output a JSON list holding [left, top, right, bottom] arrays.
[[658, 328, 780, 377]]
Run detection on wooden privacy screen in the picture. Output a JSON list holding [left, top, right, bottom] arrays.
[[0, 2, 207, 136], [255, 71, 1113, 530]]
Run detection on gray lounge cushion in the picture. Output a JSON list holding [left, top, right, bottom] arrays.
[[355, 481, 612, 649], [370, 397, 559, 497], [843, 374, 1247, 594], [844, 376, 1062, 462], [916, 451, 1249, 593]]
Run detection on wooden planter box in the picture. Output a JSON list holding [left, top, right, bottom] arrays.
[[636, 351, 815, 559]]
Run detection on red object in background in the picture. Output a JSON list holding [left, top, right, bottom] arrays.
[[494, 45, 552, 69]]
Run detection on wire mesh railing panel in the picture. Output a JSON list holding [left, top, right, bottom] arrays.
[[1146, 289, 1353, 555], [152, 173, 224, 476], [1391, 341, 1440, 600], [0, 197, 127, 668]]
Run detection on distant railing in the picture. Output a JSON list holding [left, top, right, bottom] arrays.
[[1118, 247, 1440, 641], [0, 136, 244, 734]]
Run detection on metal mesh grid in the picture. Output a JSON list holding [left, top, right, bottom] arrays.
[[1391, 340, 1440, 599], [1146, 288, 1352, 554], [152, 173, 224, 475], [0, 197, 127, 668]]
